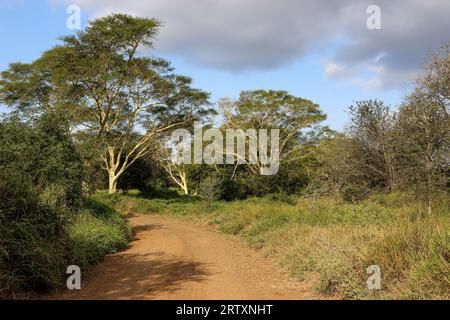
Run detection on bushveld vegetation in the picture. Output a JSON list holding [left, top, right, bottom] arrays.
[[0, 14, 448, 299], [94, 190, 449, 299], [0, 112, 130, 296]]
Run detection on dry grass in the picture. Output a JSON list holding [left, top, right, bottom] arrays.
[[95, 191, 450, 299]]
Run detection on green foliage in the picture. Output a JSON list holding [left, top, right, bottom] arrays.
[[267, 192, 297, 205], [0, 117, 74, 292], [0, 116, 130, 295], [96, 191, 450, 299], [219, 179, 249, 201], [189, 161, 310, 202], [364, 217, 449, 299], [34, 111, 85, 207], [0, 13, 213, 195], [67, 199, 131, 268], [0, 169, 68, 292], [0, 112, 84, 208], [225, 90, 326, 134], [198, 174, 221, 205], [341, 185, 369, 203], [142, 180, 179, 199]]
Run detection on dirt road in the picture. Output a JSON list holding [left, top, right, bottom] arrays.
[[46, 214, 315, 300]]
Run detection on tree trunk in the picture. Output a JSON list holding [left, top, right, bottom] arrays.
[[108, 172, 118, 194], [175, 171, 189, 195], [382, 145, 397, 193], [181, 182, 189, 195], [162, 162, 189, 195], [427, 195, 432, 216], [426, 171, 432, 216]]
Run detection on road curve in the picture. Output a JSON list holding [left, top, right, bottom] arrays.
[[45, 214, 316, 300]]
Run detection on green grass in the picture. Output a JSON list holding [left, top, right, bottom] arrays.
[[94, 190, 450, 300], [67, 198, 132, 269], [0, 197, 131, 296]]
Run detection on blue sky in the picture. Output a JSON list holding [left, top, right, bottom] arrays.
[[2, 0, 448, 130]]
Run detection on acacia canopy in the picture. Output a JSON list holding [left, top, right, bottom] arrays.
[[0, 14, 212, 193]]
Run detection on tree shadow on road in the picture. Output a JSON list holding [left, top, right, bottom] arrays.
[[46, 251, 213, 300], [42, 221, 213, 300], [132, 223, 164, 236]]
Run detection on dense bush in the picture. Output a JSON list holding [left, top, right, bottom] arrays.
[[182, 161, 309, 201], [0, 116, 130, 295], [141, 180, 179, 199], [117, 156, 167, 192], [341, 185, 369, 203], [219, 179, 249, 201], [0, 118, 72, 292], [67, 199, 131, 268], [0, 167, 68, 292], [35, 112, 85, 207]]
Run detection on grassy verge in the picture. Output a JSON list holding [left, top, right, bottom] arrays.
[[67, 198, 132, 269], [0, 197, 131, 296], [94, 190, 449, 299]]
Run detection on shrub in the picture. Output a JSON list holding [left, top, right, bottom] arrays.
[[34, 111, 85, 207], [0, 116, 130, 296], [268, 192, 297, 205], [141, 180, 179, 199], [0, 168, 68, 292], [219, 179, 248, 201], [0, 120, 71, 292], [341, 185, 369, 203], [199, 174, 221, 206], [67, 201, 131, 268]]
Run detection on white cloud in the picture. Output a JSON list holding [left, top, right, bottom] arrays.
[[323, 60, 357, 80], [53, 0, 450, 89]]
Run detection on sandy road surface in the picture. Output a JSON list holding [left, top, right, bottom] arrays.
[[45, 214, 316, 300]]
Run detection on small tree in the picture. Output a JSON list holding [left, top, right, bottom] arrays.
[[347, 100, 398, 192], [199, 174, 221, 207], [395, 92, 449, 214], [418, 43, 450, 115], [308, 134, 353, 195], [160, 159, 190, 195], [394, 44, 449, 214]]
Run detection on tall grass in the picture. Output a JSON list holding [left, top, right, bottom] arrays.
[[67, 199, 132, 269], [0, 197, 131, 297], [95, 191, 449, 299]]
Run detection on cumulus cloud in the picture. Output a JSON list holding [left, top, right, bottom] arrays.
[[54, 0, 450, 89], [323, 60, 358, 80]]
